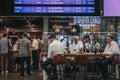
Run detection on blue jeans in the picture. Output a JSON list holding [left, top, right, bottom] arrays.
[[19, 57, 31, 76], [41, 59, 54, 76], [32, 50, 39, 70]]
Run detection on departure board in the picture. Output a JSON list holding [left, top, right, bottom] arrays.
[[14, 0, 95, 5], [12, 0, 100, 16], [14, 6, 94, 13]]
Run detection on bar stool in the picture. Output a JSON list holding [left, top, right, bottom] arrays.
[[53, 54, 65, 80], [111, 54, 120, 80], [74, 55, 89, 80]]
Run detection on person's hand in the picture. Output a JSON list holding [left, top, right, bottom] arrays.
[[47, 64, 52, 68], [40, 60, 43, 63], [100, 52, 106, 56]]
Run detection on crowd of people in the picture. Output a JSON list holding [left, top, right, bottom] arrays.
[[41, 34, 120, 80], [0, 33, 120, 80], [0, 33, 43, 77]]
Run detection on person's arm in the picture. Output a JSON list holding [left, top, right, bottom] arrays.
[[28, 40, 32, 58], [104, 44, 109, 53], [9, 40, 12, 48], [95, 43, 100, 51], [17, 41, 20, 56], [47, 44, 52, 59], [79, 41, 83, 49], [104, 43, 119, 58], [32, 40, 36, 49], [109, 43, 119, 54]]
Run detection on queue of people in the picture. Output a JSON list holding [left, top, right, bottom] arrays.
[[0, 33, 120, 80]]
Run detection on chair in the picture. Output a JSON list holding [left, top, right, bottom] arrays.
[[74, 55, 89, 80], [53, 54, 65, 65], [53, 54, 65, 80], [111, 54, 120, 80]]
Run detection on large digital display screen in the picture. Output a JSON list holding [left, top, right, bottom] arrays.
[[0, 0, 100, 16], [14, 0, 95, 5], [14, 6, 94, 13], [10, 0, 100, 16], [104, 0, 120, 17]]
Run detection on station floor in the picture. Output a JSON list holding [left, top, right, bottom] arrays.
[[0, 70, 43, 80], [0, 67, 116, 80]]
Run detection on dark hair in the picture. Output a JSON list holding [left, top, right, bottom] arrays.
[[23, 33, 27, 37], [61, 39, 64, 42], [107, 35, 114, 40], [31, 35, 36, 38], [94, 39, 98, 41], [3, 33, 8, 37], [18, 32, 28, 38], [49, 34, 56, 39], [18, 33, 24, 38]]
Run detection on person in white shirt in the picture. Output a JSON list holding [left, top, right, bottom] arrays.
[[61, 39, 67, 53], [69, 40, 74, 54], [41, 34, 64, 79], [30, 35, 39, 70], [99, 35, 120, 80], [69, 36, 83, 74], [13, 38, 19, 72], [94, 39, 101, 53], [69, 36, 83, 54], [61, 39, 66, 48], [104, 38, 119, 55], [82, 37, 90, 53]]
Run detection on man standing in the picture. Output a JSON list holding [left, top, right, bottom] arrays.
[[0, 33, 12, 75], [41, 34, 64, 79], [18, 33, 32, 77], [30, 35, 39, 70]]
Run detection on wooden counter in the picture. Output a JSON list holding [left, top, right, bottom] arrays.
[[41, 53, 109, 58]]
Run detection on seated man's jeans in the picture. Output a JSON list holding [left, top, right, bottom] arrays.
[[41, 58, 54, 76], [97, 57, 112, 79]]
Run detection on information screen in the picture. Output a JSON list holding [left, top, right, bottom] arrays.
[[14, 0, 95, 5], [104, 0, 120, 16], [11, 0, 100, 16], [14, 6, 94, 13]]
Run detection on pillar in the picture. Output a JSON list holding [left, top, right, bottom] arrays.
[[42, 17, 49, 80], [43, 17, 49, 52]]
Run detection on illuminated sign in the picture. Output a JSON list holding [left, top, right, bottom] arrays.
[[12, 0, 100, 16], [14, 6, 94, 13], [14, 0, 95, 5]]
